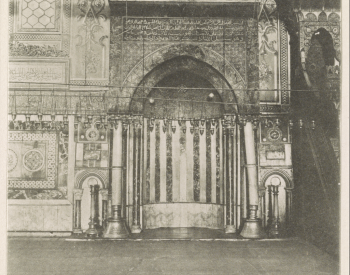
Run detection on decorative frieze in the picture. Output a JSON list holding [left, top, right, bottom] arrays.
[[10, 42, 68, 57]]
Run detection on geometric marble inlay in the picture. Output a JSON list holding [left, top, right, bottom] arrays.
[[8, 131, 57, 189], [21, 0, 56, 29], [8, 149, 18, 172], [23, 149, 45, 172]]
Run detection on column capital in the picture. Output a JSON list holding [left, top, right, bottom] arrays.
[[73, 189, 83, 200], [100, 189, 109, 200]]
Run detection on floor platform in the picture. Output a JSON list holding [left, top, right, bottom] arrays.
[[8, 234, 340, 275], [67, 228, 247, 241]]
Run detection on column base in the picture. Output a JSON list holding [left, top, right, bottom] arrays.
[[103, 217, 130, 238], [225, 225, 236, 234], [73, 229, 83, 234], [240, 219, 266, 239], [268, 221, 282, 238], [86, 227, 99, 238], [131, 225, 142, 234]]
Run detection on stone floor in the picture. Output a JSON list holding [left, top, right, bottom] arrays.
[[7, 229, 340, 275]]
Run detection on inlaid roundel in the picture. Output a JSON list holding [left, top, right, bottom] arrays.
[[23, 149, 44, 172]]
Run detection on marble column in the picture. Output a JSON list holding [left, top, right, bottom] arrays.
[[131, 123, 142, 233], [103, 121, 130, 238], [240, 121, 266, 238], [73, 189, 83, 233], [225, 125, 235, 233], [100, 189, 109, 229]]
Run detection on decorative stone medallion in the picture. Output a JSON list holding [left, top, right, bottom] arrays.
[[23, 149, 45, 172], [8, 149, 18, 172], [267, 127, 282, 142], [85, 128, 100, 141]]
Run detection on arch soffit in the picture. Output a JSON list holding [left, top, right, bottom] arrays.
[[260, 169, 294, 189], [121, 44, 246, 112], [75, 170, 108, 189], [130, 57, 238, 114]]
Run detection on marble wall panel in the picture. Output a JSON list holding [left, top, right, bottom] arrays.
[[8, 202, 72, 232], [143, 203, 223, 229], [43, 205, 58, 231], [57, 205, 72, 231]]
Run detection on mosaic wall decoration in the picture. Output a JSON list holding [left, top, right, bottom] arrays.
[[8, 131, 56, 189], [75, 143, 109, 168], [109, 16, 260, 113]]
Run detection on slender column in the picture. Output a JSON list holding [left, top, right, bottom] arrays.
[[186, 121, 194, 201], [223, 126, 227, 227], [93, 185, 100, 228], [149, 121, 156, 202], [219, 121, 223, 204], [240, 121, 266, 238], [179, 122, 187, 202], [199, 123, 206, 202], [103, 121, 130, 238], [225, 125, 235, 233], [267, 185, 273, 229], [143, 118, 148, 205], [211, 124, 216, 203], [172, 122, 181, 202], [236, 124, 241, 229], [127, 122, 134, 226], [285, 188, 293, 235], [132, 124, 142, 233], [269, 185, 281, 238], [259, 188, 266, 227], [73, 189, 83, 233], [86, 185, 98, 237], [67, 115, 75, 203], [159, 120, 167, 202], [100, 189, 109, 229]]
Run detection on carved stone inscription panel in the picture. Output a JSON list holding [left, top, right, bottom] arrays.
[[9, 61, 67, 83], [124, 18, 246, 42]]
